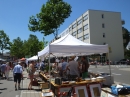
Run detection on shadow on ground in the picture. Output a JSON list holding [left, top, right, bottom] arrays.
[[19, 88, 41, 91], [19, 88, 28, 90], [0, 88, 7, 90], [7, 78, 14, 81]]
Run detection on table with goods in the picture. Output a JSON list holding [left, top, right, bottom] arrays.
[[39, 71, 107, 97]]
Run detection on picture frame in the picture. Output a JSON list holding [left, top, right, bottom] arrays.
[[74, 85, 89, 97], [107, 93, 117, 97], [89, 84, 101, 97], [101, 90, 108, 97]]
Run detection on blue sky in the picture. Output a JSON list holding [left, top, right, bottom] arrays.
[[0, 0, 130, 43]]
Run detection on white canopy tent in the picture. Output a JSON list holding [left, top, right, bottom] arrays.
[[27, 55, 38, 61], [38, 34, 108, 57], [38, 34, 112, 87]]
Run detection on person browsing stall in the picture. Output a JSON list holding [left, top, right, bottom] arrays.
[[13, 61, 23, 91], [61, 58, 68, 76], [66, 56, 79, 80], [80, 56, 90, 79], [28, 61, 36, 90]]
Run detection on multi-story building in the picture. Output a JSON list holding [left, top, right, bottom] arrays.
[[56, 9, 124, 62]]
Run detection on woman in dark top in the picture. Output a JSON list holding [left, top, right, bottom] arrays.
[[80, 56, 90, 79]]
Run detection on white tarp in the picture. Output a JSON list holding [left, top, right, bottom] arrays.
[[27, 55, 38, 61], [38, 34, 108, 57]]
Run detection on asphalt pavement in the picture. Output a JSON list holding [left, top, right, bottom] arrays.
[[0, 65, 130, 97], [0, 72, 21, 97], [89, 65, 130, 85], [0, 70, 40, 97]]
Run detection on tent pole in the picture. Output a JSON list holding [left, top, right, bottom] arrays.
[[48, 53, 51, 89], [108, 52, 112, 80]]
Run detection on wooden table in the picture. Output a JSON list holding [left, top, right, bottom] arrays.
[[40, 73, 106, 97], [51, 79, 105, 87], [51, 79, 105, 97], [40, 73, 49, 82]]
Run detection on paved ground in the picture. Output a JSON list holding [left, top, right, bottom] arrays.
[[0, 72, 21, 97], [0, 65, 130, 97], [0, 71, 41, 97], [20, 75, 41, 97], [89, 65, 130, 85]]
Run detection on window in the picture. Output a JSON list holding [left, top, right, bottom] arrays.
[[83, 24, 88, 31], [78, 36, 83, 41], [103, 33, 105, 38], [83, 14, 88, 21], [84, 34, 89, 40], [77, 19, 82, 25], [72, 23, 77, 29], [102, 23, 105, 28], [72, 31, 77, 36], [77, 28, 82, 34], [101, 14, 104, 18], [69, 27, 72, 31]]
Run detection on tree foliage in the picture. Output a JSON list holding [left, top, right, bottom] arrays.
[[28, 0, 72, 39], [122, 27, 130, 58], [10, 34, 47, 58], [26, 34, 43, 56], [0, 30, 11, 55], [10, 37, 24, 58]]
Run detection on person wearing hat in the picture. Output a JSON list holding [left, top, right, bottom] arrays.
[[13, 61, 23, 91]]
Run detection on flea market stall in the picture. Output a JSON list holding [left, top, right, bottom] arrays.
[[38, 34, 130, 97]]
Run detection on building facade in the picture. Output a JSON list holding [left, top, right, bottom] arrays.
[[57, 10, 124, 62]]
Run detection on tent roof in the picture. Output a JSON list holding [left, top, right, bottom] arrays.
[[38, 34, 108, 57], [51, 34, 92, 45], [27, 56, 38, 61]]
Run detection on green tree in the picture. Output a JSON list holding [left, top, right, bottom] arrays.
[[22, 40, 30, 57], [10, 34, 47, 58], [27, 34, 43, 56], [122, 27, 129, 47], [0, 30, 11, 55], [10, 37, 24, 58], [122, 27, 130, 58], [28, 0, 72, 39]]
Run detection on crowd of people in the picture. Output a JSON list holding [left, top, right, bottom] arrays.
[[0, 61, 12, 80], [50, 56, 90, 81], [0, 60, 44, 91], [0, 56, 90, 91]]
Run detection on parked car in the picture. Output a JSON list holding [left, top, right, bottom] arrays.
[[117, 59, 128, 64]]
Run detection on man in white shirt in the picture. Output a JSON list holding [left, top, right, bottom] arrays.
[[66, 56, 79, 81], [13, 61, 23, 91]]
